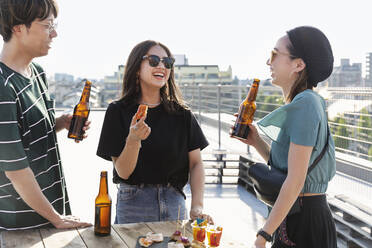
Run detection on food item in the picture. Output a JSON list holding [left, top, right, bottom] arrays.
[[136, 104, 148, 120], [178, 236, 191, 247], [138, 237, 153, 247], [146, 232, 163, 242], [171, 230, 182, 241], [195, 218, 208, 226], [168, 242, 184, 248], [191, 240, 206, 248]]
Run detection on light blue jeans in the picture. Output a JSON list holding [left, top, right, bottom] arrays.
[[115, 183, 187, 224]]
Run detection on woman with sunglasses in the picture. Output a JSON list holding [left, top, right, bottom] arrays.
[[97, 40, 213, 224], [233, 27, 337, 247]]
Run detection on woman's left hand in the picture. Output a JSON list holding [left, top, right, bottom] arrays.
[[190, 207, 214, 224], [252, 236, 267, 248]]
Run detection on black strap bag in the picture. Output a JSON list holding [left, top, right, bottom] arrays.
[[247, 127, 330, 215]]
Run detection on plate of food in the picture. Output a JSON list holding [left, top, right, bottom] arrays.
[[136, 231, 194, 248]]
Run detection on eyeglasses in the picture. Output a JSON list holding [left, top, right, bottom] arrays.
[[35, 21, 58, 34], [142, 55, 175, 69], [268, 49, 294, 64]]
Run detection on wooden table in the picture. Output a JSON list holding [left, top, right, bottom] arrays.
[[0, 221, 248, 248]]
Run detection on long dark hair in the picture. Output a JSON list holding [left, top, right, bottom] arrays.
[[120, 40, 186, 113], [286, 39, 312, 103]]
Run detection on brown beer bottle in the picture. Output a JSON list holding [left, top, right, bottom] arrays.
[[232, 78, 260, 139], [68, 80, 91, 141], [94, 171, 111, 236]]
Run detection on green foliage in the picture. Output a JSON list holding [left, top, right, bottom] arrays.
[[357, 108, 372, 140], [333, 116, 350, 150], [255, 94, 284, 119]]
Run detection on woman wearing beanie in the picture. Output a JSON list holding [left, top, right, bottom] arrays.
[[233, 26, 337, 247]]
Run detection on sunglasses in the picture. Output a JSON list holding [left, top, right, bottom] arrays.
[[268, 49, 294, 64], [142, 55, 175, 69]]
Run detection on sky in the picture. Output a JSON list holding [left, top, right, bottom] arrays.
[[1, 0, 372, 81]]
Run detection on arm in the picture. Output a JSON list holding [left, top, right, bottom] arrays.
[[188, 148, 205, 217], [254, 142, 312, 246], [5, 167, 91, 228], [112, 115, 150, 179], [55, 114, 71, 132], [188, 149, 214, 224], [231, 124, 271, 162]]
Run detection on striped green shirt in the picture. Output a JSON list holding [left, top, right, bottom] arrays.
[[0, 62, 71, 230]]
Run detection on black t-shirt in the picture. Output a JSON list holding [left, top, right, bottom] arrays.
[[96, 100, 208, 188]]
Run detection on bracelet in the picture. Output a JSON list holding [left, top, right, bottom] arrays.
[[256, 228, 273, 242]]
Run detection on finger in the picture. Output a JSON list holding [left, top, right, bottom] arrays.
[[137, 115, 146, 124], [131, 114, 138, 126], [74, 140, 80, 144], [233, 113, 238, 117], [84, 120, 91, 126], [144, 127, 151, 138]]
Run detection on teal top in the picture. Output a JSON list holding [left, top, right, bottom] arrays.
[[257, 89, 336, 193]]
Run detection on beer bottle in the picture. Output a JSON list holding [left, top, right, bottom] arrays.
[[232, 78, 260, 139], [94, 171, 111, 236], [67, 80, 91, 141]]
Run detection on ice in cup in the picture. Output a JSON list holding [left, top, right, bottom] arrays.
[[191, 221, 206, 242], [206, 226, 223, 247]]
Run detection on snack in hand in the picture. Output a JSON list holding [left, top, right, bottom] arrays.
[[136, 104, 148, 120]]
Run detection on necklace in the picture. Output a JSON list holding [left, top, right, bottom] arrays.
[[140, 101, 161, 107]]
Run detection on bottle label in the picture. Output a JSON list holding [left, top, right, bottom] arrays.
[[68, 116, 87, 140], [94, 203, 111, 234], [236, 105, 255, 125]]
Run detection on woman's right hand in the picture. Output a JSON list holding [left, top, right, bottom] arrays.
[[127, 113, 151, 144], [230, 114, 260, 147], [51, 215, 92, 229]]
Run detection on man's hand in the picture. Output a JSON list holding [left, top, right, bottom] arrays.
[[51, 214, 92, 229], [56, 114, 91, 142]]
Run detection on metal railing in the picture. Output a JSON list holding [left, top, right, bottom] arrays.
[[180, 84, 372, 162]]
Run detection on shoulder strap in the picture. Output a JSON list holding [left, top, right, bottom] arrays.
[[268, 124, 330, 174], [307, 125, 330, 175]]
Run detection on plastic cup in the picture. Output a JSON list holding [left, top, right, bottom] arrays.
[[191, 222, 206, 242], [206, 226, 223, 247]]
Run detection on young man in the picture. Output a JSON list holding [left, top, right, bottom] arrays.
[[0, 0, 91, 230]]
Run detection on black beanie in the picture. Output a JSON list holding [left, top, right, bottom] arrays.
[[286, 26, 334, 87]]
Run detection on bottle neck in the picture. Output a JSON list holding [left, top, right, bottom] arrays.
[[98, 174, 108, 195], [80, 81, 91, 103], [246, 82, 259, 102]]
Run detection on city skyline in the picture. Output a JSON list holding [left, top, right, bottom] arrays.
[[1, 0, 372, 81]]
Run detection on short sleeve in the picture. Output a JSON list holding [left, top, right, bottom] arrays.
[[258, 91, 322, 147], [0, 87, 29, 171], [187, 111, 209, 151], [286, 95, 321, 146], [96, 103, 128, 161]]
